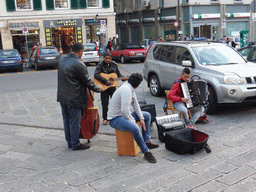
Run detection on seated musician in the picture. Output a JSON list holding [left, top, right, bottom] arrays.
[[94, 53, 128, 125], [167, 67, 205, 129], [107, 73, 159, 163]]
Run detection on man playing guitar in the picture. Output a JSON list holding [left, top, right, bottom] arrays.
[[94, 53, 128, 125]]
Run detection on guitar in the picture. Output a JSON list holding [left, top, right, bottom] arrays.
[[94, 73, 127, 91]]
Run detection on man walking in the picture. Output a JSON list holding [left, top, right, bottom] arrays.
[[57, 43, 102, 150]]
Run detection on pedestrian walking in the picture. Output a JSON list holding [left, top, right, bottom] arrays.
[[57, 43, 103, 150]]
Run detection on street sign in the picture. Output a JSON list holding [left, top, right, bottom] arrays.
[[221, 19, 226, 28], [23, 27, 28, 35], [174, 21, 179, 28], [253, 13, 256, 21]]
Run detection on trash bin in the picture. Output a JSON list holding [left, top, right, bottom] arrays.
[[240, 30, 249, 48]]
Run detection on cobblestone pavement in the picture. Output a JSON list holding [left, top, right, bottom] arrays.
[[1, 82, 256, 191]]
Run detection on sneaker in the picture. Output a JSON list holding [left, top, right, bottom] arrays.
[[144, 152, 157, 163], [103, 120, 108, 125], [73, 144, 90, 150], [186, 125, 196, 129], [146, 142, 159, 149]]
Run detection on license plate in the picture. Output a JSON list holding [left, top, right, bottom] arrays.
[[3, 60, 14, 63], [45, 57, 56, 60], [84, 54, 93, 57], [136, 53, 143, 56]]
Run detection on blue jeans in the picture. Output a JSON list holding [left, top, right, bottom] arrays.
[[174, 102, 204, 126], [109, 111, 151, 154], [60, 103, 82, 149]]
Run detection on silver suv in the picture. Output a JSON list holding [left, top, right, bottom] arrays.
[[143, 41, 256, 114]]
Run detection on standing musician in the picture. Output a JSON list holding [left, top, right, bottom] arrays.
[[94, 53, 128, 125], [57, 43, 103, 150], [167, 67, 205, 129], [108, 73, 159, 163]]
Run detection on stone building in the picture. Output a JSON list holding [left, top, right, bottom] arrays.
[[0, 0, 115, 54]]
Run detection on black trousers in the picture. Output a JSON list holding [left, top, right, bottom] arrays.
[[101, 87, 116, 120]]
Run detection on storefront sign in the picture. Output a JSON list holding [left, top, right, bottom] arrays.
[[45, 28, 52, 46], [9, 22, 39, 28], [76, 27, 83, 43], [117, 20, 127, 24], [141, 18, 155, 22], [43, 19, 82, 28], [193, 14, 220, 19], [128, 19, 139, 23], [157, 16, 176, 21], [225, 13, 250, 18]]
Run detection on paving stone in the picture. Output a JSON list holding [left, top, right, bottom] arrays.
[[223, 177, 256, 192], [160, 169, 222, 192], [216, 166, 256, 185], [227, 149, 256, 167], [192, 180, 228, 192], [1, 151, 33, 161], [0, 144, 13, 151], [212, 162, 239, 174]]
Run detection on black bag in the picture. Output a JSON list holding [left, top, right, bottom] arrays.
[[140, 104, 156, 123], [165, 128, 210, 154]]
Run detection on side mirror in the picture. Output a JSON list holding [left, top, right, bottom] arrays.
[[182, 60, 192, 67]]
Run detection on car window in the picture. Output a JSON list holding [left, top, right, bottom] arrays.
[[238, 48, 250, 57], [83, 44, 96, 51], [251, 49, 256, 61], [40, 48, 58, 55], [153, 45, 175, 63], [192, 45, 245, 65], [140, 40, 146, 46], [115, 45, 121, 50], [175, 47, 194, 65], [124, 44, 143, 49], [149, 40, 157, 45], [0, 50, 19, 58]]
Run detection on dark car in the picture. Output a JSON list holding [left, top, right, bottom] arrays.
[[29, 47, 60, 70], [237, 45, 256, 62], [110, 43, 147, 63], [0, 49, 23, 72]]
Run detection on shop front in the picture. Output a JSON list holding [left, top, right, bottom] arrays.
[[158, 16, 177, 41], [142, 10, 156, 40], [9, 22, 40, 57], [43, 19, 83, 54], [225, 13, 249, 38], [85, 19, 108, 46]]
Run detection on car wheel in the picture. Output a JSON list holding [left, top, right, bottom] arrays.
[[120, 55, 126, 64], [149, 75, 162, 97], [207, 86, 217, 114], [35, 62, 39, 71]]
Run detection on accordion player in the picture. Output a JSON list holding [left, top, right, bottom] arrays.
[[180, 80, 208, 109]]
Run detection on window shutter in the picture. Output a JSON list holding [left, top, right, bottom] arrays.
[[71, 0, 79, 9], [6, 0, 16, 11], [79, 0, 87, 8], [46, 0, 54, 10], [102, 0, 110, 8], [33, 0, 42, 10]]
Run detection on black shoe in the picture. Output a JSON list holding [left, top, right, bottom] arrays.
[[68, 145, 71, 148], [205, 144, 211, 153], [146, 142, 159, 149], [73, 144, 90, 150], [144, 152, 157, 163]]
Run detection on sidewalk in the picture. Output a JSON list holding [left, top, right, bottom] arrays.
[[1, 87, 256, 191]]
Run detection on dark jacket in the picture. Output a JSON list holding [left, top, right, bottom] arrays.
[[57, 52, 101, 108], [227, 41, 236, 48], [94, 61, 123, 85]]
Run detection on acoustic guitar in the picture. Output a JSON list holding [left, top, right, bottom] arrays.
[[94, 73, 126, 91]]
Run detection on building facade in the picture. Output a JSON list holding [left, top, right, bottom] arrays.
[[0, 0, 115, 55], [114, 0, 253, 44]]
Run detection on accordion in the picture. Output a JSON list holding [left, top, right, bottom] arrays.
[[180, 80, 208, 108]]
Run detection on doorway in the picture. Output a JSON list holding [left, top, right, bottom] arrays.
[[200, 25, 211, 39]]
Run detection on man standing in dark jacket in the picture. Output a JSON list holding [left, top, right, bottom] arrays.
[[94, 53, 128, 125], [57, 43, 102, 150]]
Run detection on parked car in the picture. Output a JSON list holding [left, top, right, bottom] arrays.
[[81, 43, 100, 65], [143, 41, 256, 114], [0, 49, 23, 72], [237, 45, 256, 61], [29, 47, 60, 70], [110, 43, 147, 63], [140, 39, 158, 49], [230, 36, 241, 49]]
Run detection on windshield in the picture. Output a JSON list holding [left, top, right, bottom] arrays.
[[149, 40, 157, 45], [40, 48, 58, 55], [0, 50, 19, 58], [125, 44, 143, 49], [83, 45, 96, 51], [191, 45, 246, 65]]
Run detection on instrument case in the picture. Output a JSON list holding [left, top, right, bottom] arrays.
[[140, 104, 156, 123], [165, 128, 210, 154]]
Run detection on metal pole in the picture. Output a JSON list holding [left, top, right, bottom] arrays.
[[178, 0, 180, 40], [25, 34, 28, 58]]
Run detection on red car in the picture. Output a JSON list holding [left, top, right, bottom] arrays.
[[110, 43, 147, 63]]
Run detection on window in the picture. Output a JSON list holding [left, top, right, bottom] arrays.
[[175, 47, 193, 65], [88, 0, 99, 7], [55, 0, 68, 8], [153, 45, 175, 63], [16, 0, 32, 10]]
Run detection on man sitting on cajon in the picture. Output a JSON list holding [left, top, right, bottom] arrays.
[[107, 73, 159, 163]]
